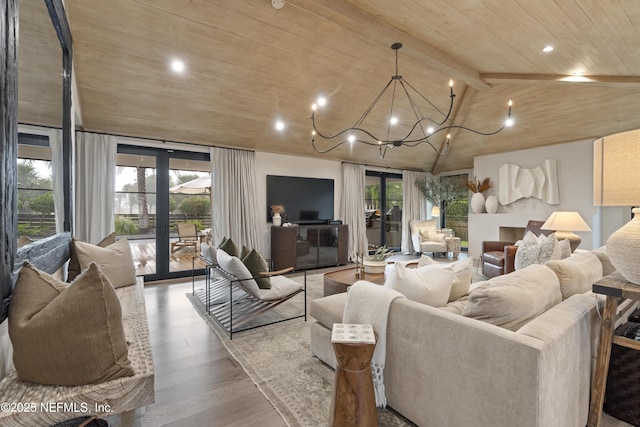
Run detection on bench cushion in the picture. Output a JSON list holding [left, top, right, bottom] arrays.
[[9, 262, 134, 385]]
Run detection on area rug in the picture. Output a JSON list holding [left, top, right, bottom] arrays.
[[187, 272, 415, 427]]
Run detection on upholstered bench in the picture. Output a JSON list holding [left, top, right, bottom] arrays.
[[0, 277, 154, 426]]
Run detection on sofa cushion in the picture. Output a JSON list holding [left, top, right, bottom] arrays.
[[514, 233, 558, 271], [545, 251, 603, 300], [462, 264, 562, 331], [68, 233, 117, 282], [310, 292, 348, 328], [200, 242, 217, 264], [74, 238, 137, 288], [482, 251, 505, 266], [418, 256, 473, 302], [9, 262, 134, 385], [387, 263, 453, 307]]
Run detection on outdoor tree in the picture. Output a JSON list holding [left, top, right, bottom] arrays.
[[29, 192, 54, 215], [177, 196, 210, 218], [137, 167, 149, 231]]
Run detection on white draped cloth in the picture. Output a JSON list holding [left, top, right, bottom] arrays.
[[401, 170, 427, 253], [343, 281, 405, 407], [340, 163, 368, 262]]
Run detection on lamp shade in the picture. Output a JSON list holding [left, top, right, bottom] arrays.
[[431, 206, 441, 217], [541, 211, 591, 252], [594, 131, 640, 206], [541, 211, 591, 232]]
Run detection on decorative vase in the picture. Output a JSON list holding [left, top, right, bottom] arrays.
[[363, 259, 386, 274], [272, 212, 282, 227], [606, 208, 640, 284], [485, 195, 499, 214], [470, 192, 486, 214]]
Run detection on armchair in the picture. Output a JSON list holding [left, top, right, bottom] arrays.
[[409, 219, 447, 255], [481, 220, 553, 278]]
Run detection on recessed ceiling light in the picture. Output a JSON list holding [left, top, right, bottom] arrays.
[[317, 97, 327, 107], [572, 69, 584, 76], [275, 121, 285, 131], [171, 59, 185, 73], [543, 45, 554, 53]]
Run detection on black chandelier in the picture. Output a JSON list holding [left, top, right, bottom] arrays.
[[310, 42, 513, 159]]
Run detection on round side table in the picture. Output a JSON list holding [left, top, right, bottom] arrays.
[[329, 325, 378, 427]]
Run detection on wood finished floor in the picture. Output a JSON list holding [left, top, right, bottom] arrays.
[[106, 279, 286, 427]]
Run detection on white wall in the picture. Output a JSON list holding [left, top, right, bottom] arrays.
[[254, 152, 342, 258], [469, 139, 628, 259]]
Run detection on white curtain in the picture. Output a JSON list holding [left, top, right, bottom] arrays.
[[401, 170, 427, 253], [74, 131, 117, 243], [340, 163, 368, 262], [48, 129, 64, 233], [211, 147, 262, 252]]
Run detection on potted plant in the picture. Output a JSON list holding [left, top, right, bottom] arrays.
[[464, 176, 494, 214], [363, 245, 394, 274]]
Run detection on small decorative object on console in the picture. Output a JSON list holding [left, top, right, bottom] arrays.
[[331, 323, 376, 345]]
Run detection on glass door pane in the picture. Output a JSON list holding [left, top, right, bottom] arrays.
[[441, 174, 469, 250], [385, 177, 403, 249], [115, 153, 157, 276], [365, 174, 382, 250], [168, 158, 211, 273]]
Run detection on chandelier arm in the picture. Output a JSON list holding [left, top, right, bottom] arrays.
[[402, 79, 453, 123], [353, 79, 394, 128], [310, 137, 349, 154], [385, 79, 399, 141]]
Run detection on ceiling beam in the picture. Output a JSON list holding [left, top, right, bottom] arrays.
[[290, 0, 491, 91], [482, 73, 640, 87], [431, 85, 476, 175]]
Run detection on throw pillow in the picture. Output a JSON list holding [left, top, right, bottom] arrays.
[[462, 264, 562, 331], [74, 238, 137, 288], [559, 239, 572, 259], [9, 262, 134, 385], [240, 245, 251, 260], [242, 249, 271, 289], [417, 256, 473, 302], [387, 263, 453, 307], [545, 251, 603, 300], [216, 248, 262, 298], [514, 233, 557, 271], [200, 242, 217, 265], [68, 233, 117, 282], [592, 246, 616, 276], [219, 237, 239, 257]]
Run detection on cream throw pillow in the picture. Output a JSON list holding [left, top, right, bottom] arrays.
[[462, 264, 562, 331], [68, 233, 117, 282], [418, 256, 473, 302], [387, 263, 453, 307], [74, 238, 137, 288], [545, 251, 603, 300], [9, 262, 134, 385], [514, 233, 557, 271]]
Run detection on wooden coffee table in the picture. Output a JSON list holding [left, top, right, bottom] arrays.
[[323, 267, 385, 296]]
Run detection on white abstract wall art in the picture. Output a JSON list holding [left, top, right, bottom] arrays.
[[498, 159, 560, 205]]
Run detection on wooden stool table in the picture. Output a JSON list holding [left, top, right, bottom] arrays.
[[588, 273, 640, 427], [330, 324, 378, 427]]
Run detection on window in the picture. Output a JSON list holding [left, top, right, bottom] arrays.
[[365, 171, 403, 250]]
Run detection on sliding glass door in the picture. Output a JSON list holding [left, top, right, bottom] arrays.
[[365, 171, 403, 251], [115, 145, 210, 281]]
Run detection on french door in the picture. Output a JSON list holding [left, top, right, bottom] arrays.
[[364, 171, 403, 251], [115, 145, 210, 281]]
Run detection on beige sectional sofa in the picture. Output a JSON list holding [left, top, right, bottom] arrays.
[[310, 248, 625, 427]]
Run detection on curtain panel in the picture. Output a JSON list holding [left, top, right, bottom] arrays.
[[74, 131, 117, 243], [211, 147, 262, 253], [340, 163, 368, 262], [401, 170, 427, 253], [49, 129, 64, 233]]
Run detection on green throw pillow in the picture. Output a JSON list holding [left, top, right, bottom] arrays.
[[242, 249, 271, 289], [241, 245, 251, 260], [219, 237, 239, 257]]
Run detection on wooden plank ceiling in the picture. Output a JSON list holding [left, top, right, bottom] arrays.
[[18, 0, 640, 172]]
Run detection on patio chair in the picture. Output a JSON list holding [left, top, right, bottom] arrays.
[[196, 248, 306, 339], [171, 222, 199, 253]]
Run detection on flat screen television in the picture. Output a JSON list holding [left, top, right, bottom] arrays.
[[266, 175, 334, 224]]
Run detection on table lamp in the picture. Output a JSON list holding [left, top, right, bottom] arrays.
[[431, 206, 440, 218], [541, 211, 591, 252], [594, 130, 640, 284]]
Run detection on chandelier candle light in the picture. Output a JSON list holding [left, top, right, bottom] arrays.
[[310, 42, 514, 159]]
